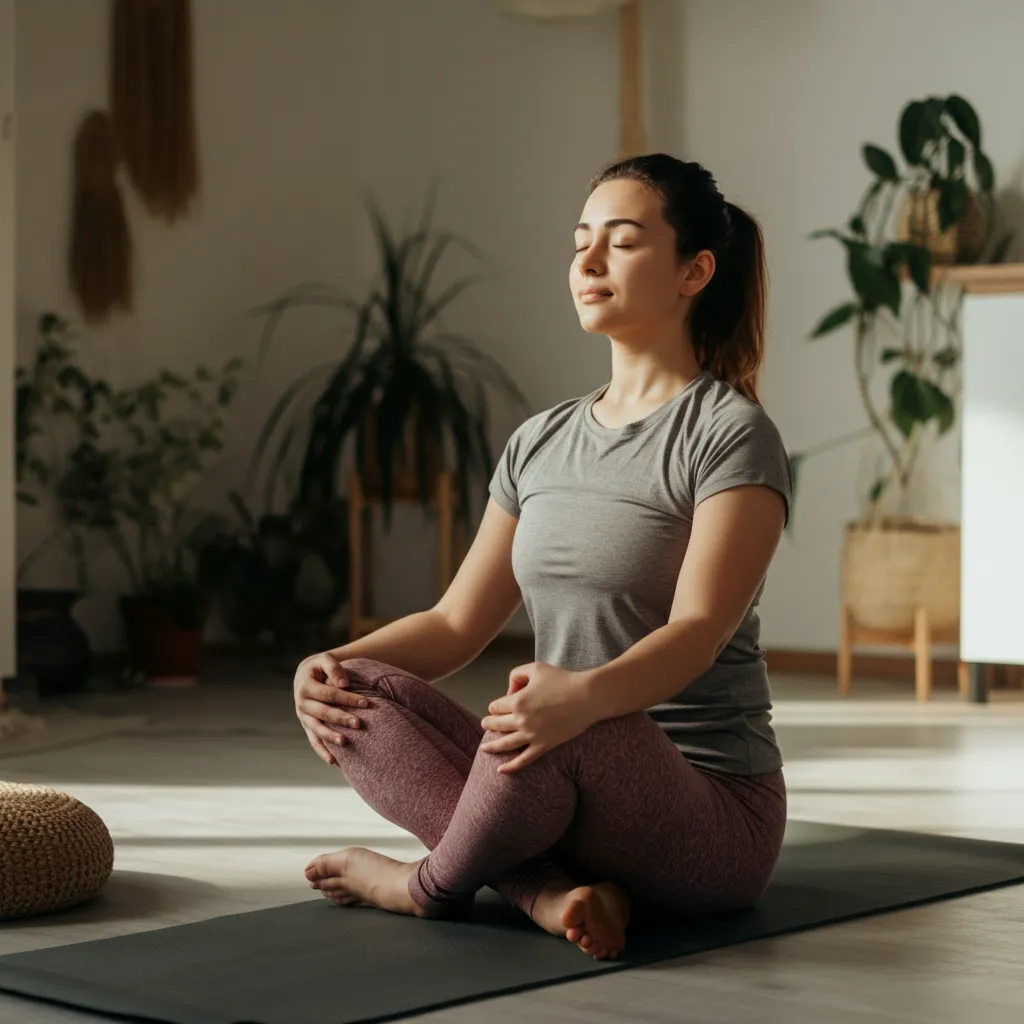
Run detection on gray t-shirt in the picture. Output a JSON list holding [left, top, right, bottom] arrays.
[[488, 369, 792, 776]]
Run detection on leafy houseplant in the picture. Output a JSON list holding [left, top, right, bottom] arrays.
[[792, 93, 1011, 521], [250, 184, 530, 534], [92, 357, 244, 680], [790, 94, 1012, 641], [199, 491, 350, 660], [13, 313, 109, 696], [16, 314, 105, 581]]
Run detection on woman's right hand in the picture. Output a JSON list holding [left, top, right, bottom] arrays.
[[293, 652, 370, 766]]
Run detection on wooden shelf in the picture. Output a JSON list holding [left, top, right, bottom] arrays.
[[933, 262, 1024, 294]]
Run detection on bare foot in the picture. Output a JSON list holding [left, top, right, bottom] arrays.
[[305, 847, 434, 918], [530, 880, 631, 960]]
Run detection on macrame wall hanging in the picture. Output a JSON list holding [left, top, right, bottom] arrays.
[[68, 0, 200, 323], [68, 109, 134, 323], [110, 0, 199, 222]]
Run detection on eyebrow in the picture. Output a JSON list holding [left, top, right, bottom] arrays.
[[574, 218, 646, 232]]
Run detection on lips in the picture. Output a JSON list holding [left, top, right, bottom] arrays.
[[579, 288, 612, 298]]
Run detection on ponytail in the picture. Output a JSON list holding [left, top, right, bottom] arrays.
[[587, 155, 768, 405], [690, 203, 767, 405]]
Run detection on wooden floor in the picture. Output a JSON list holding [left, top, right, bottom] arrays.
[[1, 655, 1023, 1023]]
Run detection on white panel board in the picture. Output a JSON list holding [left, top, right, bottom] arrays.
[[960, 293, 1024, 664]]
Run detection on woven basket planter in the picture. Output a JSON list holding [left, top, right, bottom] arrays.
[[0, 782, 114, 920], [842, 517, 961, 634], [895, 188, 986, 265]]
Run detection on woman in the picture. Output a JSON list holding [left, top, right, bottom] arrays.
[[297, 153, 791, 962]]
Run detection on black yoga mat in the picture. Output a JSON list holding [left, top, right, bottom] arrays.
[[2, 821, 1024, 1024]]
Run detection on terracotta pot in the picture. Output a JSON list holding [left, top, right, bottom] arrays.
[[120, 596, 203, 684], [842, 517, 960, 634]]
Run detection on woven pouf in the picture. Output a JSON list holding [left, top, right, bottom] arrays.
[[0, 782, 114, 920]]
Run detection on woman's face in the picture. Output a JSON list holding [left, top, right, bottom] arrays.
[[570, 178, 712, 339]]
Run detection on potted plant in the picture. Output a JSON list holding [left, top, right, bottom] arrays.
[[84, 357, 244, 683], [250, 182, 530, 534], [790, 93, 1013, 639], [889, 95, 1009, 266], [198, 489, 350, 666], [13, 313, 110, 698]]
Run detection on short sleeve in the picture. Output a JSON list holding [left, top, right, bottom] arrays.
[[488, 422, 526, 518], [692, 404, 793, 525]]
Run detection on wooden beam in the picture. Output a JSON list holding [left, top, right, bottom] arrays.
[[618, 0, 645, 158]]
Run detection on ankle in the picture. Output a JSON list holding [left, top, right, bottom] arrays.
[[529, 879, 573, 922]]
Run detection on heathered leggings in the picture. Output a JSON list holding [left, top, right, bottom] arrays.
[[323, 658, 787, 924]]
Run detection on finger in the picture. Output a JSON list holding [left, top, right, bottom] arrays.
[[479, 732, 527, 754], [319, 688, 372, 712], [300, 713, 349, 747], [306, 728, 339, 763], [301, 700, 364, 730], [319, 655, 349, 687], [508, 662, 532, 684], [320, 684, 369, 709], [498, 746, 541, 773], [480, 714, 517, 732]]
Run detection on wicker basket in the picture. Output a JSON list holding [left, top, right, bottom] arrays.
[[842, 517, 961, 634], [896, 188, 986, 265], [0, 782, 114, 920]]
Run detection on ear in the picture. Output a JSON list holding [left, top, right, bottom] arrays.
[[679, 249, 716, 298]]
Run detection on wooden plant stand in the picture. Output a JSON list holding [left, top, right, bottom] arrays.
[[347, 470, 466, 642], [838, 603, 970, 701]]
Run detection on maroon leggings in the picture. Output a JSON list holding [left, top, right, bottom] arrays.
[[324, 658, 787, 924]]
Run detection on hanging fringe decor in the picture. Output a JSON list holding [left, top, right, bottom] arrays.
[[69, 109, 134, 323], [110, 0, 199, 222]]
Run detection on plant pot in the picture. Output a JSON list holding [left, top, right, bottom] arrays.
[[841, 517, 960, 634], [119, 595, 203, 685], [15, 589, 92, 699], [896, 189, 986, 265]]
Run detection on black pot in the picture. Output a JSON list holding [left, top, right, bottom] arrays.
[[16, 588, 92, 699]]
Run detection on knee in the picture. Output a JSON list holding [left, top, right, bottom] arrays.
[[338, 658, 397, 690], [339, 658, 426, 697]]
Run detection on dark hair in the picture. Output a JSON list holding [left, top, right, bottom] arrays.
[[587, 153, 767, 405]]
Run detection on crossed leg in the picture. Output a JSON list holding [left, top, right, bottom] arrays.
[[305, 659, 786, 958]]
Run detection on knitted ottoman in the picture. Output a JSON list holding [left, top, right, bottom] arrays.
[[0, 782, 114, 920]]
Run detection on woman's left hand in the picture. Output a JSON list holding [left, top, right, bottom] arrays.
[[479, 661, 597, 774]]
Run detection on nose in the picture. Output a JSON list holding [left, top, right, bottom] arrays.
[[576, 243, 606, 278]]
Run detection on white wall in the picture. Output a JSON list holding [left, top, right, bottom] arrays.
[[15, 0, 622, 650], [14, 0, 1024, 654], [1, 0, 16, 678], [654, 0, 1024, 651]]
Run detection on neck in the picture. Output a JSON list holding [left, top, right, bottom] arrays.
[[602, 325, 702, 406]]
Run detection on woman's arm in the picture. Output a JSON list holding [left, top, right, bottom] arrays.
[[579, 484, 787, 721], [326, 498, 523, 684]]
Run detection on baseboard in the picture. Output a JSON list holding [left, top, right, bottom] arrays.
[[764, 648, 964, 684], [86, 635, 1013, 689]]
